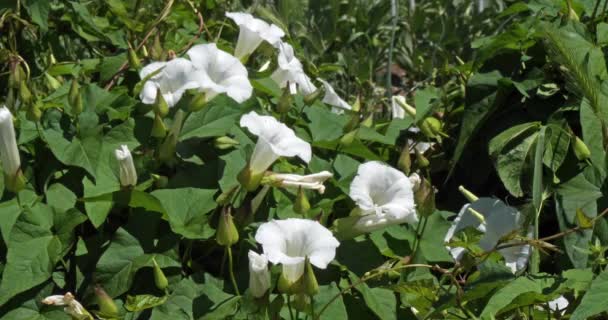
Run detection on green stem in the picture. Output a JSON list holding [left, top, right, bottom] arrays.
[[411, 215, 428, 259], [310, 295, 315, 319], [287, 294, 295, 320], [226, 246, 240, 296]]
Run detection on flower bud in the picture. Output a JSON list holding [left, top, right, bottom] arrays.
[[458, 185, 479, 203], [153, 88, 169, 117], [158, 110, 184, 165], [414, 177, 435, 218], [414, 148, 429, 168], [361, 114, 373, 127], [94, 285, 119, 317], [394, 96, 416, 118], [573, 136, 591, 160], [9, 64, 24, 89], [300, 258, 319, 296], [248, 251, 271, 298], [216, 208, 239, 246], [142, 45, 149, 58], [294, 187, 311, 214], [19, 81, 32, 105], [303, 87, 323, 106], [26, 102, 42, 122], [339, 130, 357, 147], [151, 113, 167, 138], [45, 72, 62, 90], [69, 80, 83, 115], [214, 136, 239, 150], [419, 117, 441, 139], [351, 96, 361, 113], [128, 47, 141, 70], [277, 86, 293, 113], [152, 257, 169, 290], [115, 145, 137, 187], [189, 91, 207, 112], [397, 142, 412, 175], [238, 165, 265, 191], [0, 106, 23, 192]]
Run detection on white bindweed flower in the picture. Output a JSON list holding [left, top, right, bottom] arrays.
[[444, 197, 532, 273], [248, 250, 271, 298], [408, 127, 434, 154], [349, 161, 418, 232], [240, 111, 311, 175], [318, 79, 351, 113], [42, 292, 88, 318], [267, 171, 333, 194], [271, 42, 317, 95], [392, 95, 407, 119], [115, 145, 137, 187], [548, 295, 568, 313], [187, 43, 253, 103], [139, 58, 199, 107], [255, 218, 339, 283], [226, 12, 285, 60], [0, 107, 20, 176]]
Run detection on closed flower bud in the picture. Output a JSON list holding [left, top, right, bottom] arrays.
[[9, 65, 24, 89], [151, 113, 167, 138], [458, 185, 479, 203], [573, 136, 591, 160], [277, 86, 293, 113], [94, 285, 119, 317], [189, 91, 207, 112], [397, 142, 412, 175], [414, 148, 429, 168], [294, 187, 310, 214], [351, 96, 361, 113], [300, 258, 319, 296], [339, 130, 357, 147], [19, 81, 32, 105], [248, 251, 271, 298], [26, 102, 42, 122], [45, 72, 62, 90], [419, 117, 441, 139], [69, 80, 83, 115], [303, 87, 323, 106], [115, 145, 137, 187], [413, 176, 435, 218], [214, 136, 239, 150], [0, 106, 24, 192], [128, 47, 141, 70], [217, 208, 239, 246], [361, 114, 373, 127], [238, 165, 265, 191], [152, 257, 169, 290], [158, 110, 184, 165], [153, 88, 169, 117]]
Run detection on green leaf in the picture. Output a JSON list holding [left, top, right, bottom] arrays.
[[414, 87, 440, 122], [419, 211, 453, 262], [349, 273, 396, 320], [304, 105, 348, 142], [25, 0, 50, 31], [180, 96, 244, 141], [125, 294, 168, 312], [480, 275, 556, 318], [45, 184, 77, 213], [313, 283, 348, 320], [151, 188, 217, 239], [571, 270, 608, 320], [597, 23, 608, 45], [580, 99, 606, 178], [543, 124, 570, 172], [44, 128, 102, 179]]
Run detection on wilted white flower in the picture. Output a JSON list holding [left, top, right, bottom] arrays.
[[139, 58, 199, 107], [408, 127, 434, 154], [240, 111, 311, 175], [444, 197, 532, 273], [42, 292, 88, 318], [392, 95, 407, 119], [271, 42, 317, 95], [0, 106, 20, 177], [115, 145, 137, 187], [267, 171, 333, 194], [187, 43, 253, 103], [349, 161, 418, 232], [318, 79, 351, 113], [248, 250, 271, 298], [226, 12, 285, 60], [255, 218, 339, 283]]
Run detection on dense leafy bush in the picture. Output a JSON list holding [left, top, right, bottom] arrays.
[[3, 0, 608, 319]]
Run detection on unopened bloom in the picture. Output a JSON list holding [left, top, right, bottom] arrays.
[[318, 79, 351, 113], [115, 145, 137, 187], [248, 250, 271, 298], [266, 171, 333, 194], [226, 12, 285, 60], [240, 111, 311, 175], [391, 95, 407, 119], [255, 218, 339, 283], [444, 197, 531, 273], [0, 106, 20, 177], [42, 292, 89, 319], [139, 58, 199, 107], [349, 161, 418, 232], [187, 43, 253, 103], [271, 42, 316, 95]]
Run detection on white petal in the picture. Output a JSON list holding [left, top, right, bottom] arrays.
[[226, 12, 285, 59], [42, 295, 66, 306], [187, 43, 252, 103], [318, 79, 351, 111], [0, 106, 20, 176], [248, 250, 271, 298], [391, 95, 407, 119], [349, 161, 417, 226], [270, 171, 333, 194], [271, 42, 316, 95], [115, 145, 137, 187], [138, 59, 198, 107], [548, 296, 568, 312]]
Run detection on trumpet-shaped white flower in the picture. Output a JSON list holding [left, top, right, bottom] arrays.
[[444, 197, 531, 273], [392, 95, 407, 119], [408, 127, 434, 154], [240, 111, 311, 175], [267, 171, 333, 194], [115, 145, 137, 187], [139, 58, 199, 107], [318, 79, 351, 113], [248, 250, 271, 298], [187, 43, 253, 103], [0, 106, 20, 176], [548, 295, 568, 313], [255, 218, 339, 283], [271, 42, 317, 95], [349, 161, 417, 232], [42, 292, 87, 318], [226, 12, 285, 60]]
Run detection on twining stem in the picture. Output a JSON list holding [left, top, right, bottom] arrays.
[[287, 294, 295, 320], [315, 263, 436, 319], [226, 246, 240, 296], [410, 215, 429, 259]]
